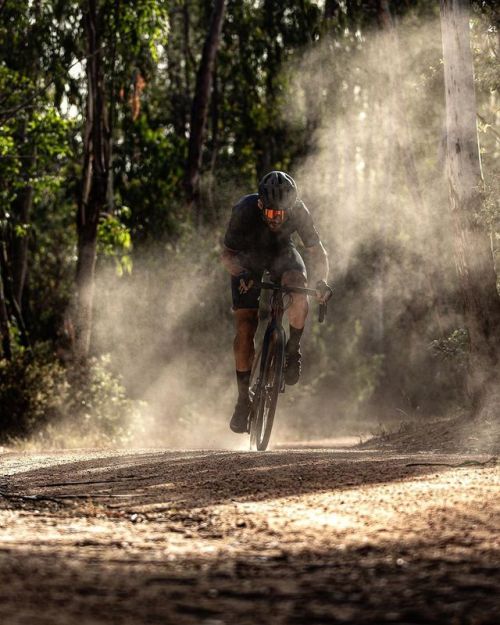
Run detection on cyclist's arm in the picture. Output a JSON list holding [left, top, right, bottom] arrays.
[[304, 241, 329, 284], [220, 246, 247, 276], [294, 202, 328, 282]]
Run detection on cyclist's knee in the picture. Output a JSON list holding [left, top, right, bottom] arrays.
[[282, 271, 308, 319], [282, 270, 307, 288]]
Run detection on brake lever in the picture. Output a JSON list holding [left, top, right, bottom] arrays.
[[318, 285, 333, 323]]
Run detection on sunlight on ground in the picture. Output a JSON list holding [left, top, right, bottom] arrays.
[[1, 464, 497, 563], [237, 470, 491, 540]]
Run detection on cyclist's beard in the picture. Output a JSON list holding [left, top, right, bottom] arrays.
[[267, 222, 282, 231], [265, 218, 287, 231]]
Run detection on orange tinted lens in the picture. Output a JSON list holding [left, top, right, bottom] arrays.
[[264, 208, 285, 222]]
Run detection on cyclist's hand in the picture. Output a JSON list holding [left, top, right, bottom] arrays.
[[315, 279, 333, 304], [238, 273, 255, 294]]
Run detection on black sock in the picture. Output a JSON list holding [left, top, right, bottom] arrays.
[[236, 370, 251, 401], [287, 325, 304, 353]]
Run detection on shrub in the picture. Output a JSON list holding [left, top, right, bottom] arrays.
[[0, 345, 66, 441], [0, 346, 143, 447]]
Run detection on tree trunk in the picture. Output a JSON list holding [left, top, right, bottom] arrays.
[[74, 0, 110, 360], [440, 0, 500, 409], [183, 0, 192, 101], [11, 184, 33, 307], [185, 0, 226, 222], [0, 227, 30, 350], [10, 122, 36, 310], [0, 256, 11, 360], [324, 0, 340, 21], [11, 1, 41, 310], [206, 59, 219, 216], [209, 60, 219, 177]]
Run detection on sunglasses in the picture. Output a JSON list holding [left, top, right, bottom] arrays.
[[263, 207, 287, 223]]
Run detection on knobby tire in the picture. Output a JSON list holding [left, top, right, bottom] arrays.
[[249, 328, 285, 451]]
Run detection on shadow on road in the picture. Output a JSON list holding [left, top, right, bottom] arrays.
[[0, 448, 488, 511]]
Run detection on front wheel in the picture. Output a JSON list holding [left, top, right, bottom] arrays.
[[249, 327, 285, 451]]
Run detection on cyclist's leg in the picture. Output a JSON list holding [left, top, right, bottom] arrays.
[[230, 269, 261, 371], [282, 270, 308, 329], [230, 273, 261, 432], [270, 246, 309, 330], [233, 308, 259, 372]]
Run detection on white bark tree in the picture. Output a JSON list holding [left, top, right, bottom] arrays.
[[440, 0, 500, 411]]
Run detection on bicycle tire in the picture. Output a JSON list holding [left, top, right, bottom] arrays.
[[249, 346, 262, 447], [249, 327, 285, 451]]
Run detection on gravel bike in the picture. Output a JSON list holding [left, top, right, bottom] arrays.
[[248, 281, 328, 451]]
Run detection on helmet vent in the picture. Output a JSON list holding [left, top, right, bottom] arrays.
[[258, 170, 297, 211]]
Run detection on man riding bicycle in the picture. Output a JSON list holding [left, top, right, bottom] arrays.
[[221, 171, 332, 433]]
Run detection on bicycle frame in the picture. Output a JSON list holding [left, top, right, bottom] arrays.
[[258, 287, 286, 391], [255, 280, 325, 389]]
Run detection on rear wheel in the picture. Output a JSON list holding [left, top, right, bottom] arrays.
[[249, 328, 285, 451]]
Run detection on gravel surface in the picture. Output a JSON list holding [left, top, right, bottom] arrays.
[[0, 447, 498, 624]]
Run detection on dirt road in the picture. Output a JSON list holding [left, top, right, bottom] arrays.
[[0, 446, 498, 624]]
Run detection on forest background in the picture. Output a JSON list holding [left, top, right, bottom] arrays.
[[0, 0, 498, 448]]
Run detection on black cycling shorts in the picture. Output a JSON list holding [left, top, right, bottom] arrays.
[[231, 246, 307, 310]]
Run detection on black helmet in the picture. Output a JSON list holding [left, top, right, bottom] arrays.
[[258, 171, 298, 211]]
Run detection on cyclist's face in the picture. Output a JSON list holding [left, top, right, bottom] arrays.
[[258, 199, 288, 230]]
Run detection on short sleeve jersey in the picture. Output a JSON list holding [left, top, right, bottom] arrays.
[[223, 193, 320, 258]]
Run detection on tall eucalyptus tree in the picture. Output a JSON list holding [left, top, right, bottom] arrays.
[[74, 0, 169, 359], [440, 0, 500, 410], [185, 0, 226, 220], [74, 0, 110, 359]]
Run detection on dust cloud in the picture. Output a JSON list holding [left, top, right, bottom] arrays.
[[91, 238, 243, 450], [291, 17, 451, 286], [277, 16, 467, 436]]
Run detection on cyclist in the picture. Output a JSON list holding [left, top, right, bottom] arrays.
[[221, 170, 332, 434]]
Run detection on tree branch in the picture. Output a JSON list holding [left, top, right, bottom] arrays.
[[0, 51, 100, 125]]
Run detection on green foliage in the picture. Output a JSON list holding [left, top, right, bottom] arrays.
[[56, 355, 142, 447], [0, 347, 142, 447], [0, 345, 66, 440], [106, 0, 169, 74], [98, 211, 133, 276], [27, 109, 72, 157], [114, 113, 187, 241], [215, 0, 324, 177], [0, 105, 73, 220]]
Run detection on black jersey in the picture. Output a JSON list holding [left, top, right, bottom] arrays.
[[223, 193, 320, 257]]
